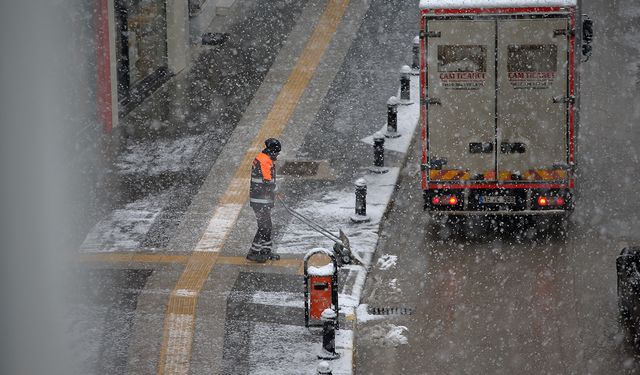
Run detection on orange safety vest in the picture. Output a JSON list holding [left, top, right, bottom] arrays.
[[250, 151, 276, 207]]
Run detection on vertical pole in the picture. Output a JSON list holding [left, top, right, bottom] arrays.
[[351, 178, 370, 223], [411, 35, 420, 74], [369, 132, 388, 174], [317, 308, 340, 360], [385, 96, 400, 138], [399, 65, 413, 104], [355, 179, 367, 216]]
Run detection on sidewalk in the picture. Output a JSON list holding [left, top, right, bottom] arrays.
[[75, 0, 421, 373], [181, 23, 420, 375], [177, 0, 419, 371], [81, 0, 310, 252]]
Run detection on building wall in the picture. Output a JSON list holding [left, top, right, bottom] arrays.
[[98, 0, 189, 132]]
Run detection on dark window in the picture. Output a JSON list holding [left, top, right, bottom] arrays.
[[438, 45, 487, 72], [507, 44, 557, 72]]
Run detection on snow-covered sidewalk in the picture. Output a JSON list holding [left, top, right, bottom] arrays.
[[235, 76, 419, 374]]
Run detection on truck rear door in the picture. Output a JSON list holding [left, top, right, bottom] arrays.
[[426, 20, 495, 182], [496, 18, 570, 182]]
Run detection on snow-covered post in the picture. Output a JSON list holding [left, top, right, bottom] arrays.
[[385, 96, 400, 138], [411, 36, 420, 75], [399, 65, 413, 104], [317, 361, 333, 374], [317, 308, 340, 360], [369, 132, 389, 174], [351, 178, 370, 223]]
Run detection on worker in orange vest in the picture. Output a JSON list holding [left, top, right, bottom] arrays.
[[246, 138, 282, 263]]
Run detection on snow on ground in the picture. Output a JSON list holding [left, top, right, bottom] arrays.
[[376, 254, 398, 270], [356, 304, 385, 323], [115, 135, 205, 175], [356, 321, 409, 347], [247, 323, 353, 375], [79, 191, 170, 252], [250, 291, 304, 308], [360, 77, 420, 152], [268, 75, 419, 374], [277, 167, 400, 258], [388, 278, 401, 293]]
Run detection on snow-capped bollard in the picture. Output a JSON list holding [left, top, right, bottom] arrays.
[[369, 132, 389, 174], [317, 361, 333, 374], [385, 96, 401, 138], [350, 178, 370, 223], [399, 65, 413, 105], [318, 308, 340, 360], [411, 36, 420, 75]]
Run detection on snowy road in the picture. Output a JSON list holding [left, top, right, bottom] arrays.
[[355, 0, 640, 373]]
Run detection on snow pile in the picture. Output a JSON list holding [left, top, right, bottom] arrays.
[[360, 322, 409, 348], [355, 304, 384, 323], [376, 254, 398, 270], [388, 278, 401, 293]]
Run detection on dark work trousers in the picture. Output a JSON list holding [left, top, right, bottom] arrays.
[[250, 205, 273, 253]]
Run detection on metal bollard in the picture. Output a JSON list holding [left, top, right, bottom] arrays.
[[385, 96, 401, 138], [369, 132, 389, 174], [411, 36, 420, 75], [350, 178, 370, 223], [317, 308, 340, 360], [399, 65, 413, 105], [317, 361, 333, 374]]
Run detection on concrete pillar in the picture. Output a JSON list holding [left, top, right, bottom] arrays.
[[166, 0, 189, 74]]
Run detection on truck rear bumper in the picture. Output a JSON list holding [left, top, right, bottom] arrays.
[[431, 209, 568, 217], [423, 187, 574, 214]]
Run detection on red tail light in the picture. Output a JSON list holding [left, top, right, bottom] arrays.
[[432, 195, 459, 206], [537, 196, 566, 207]]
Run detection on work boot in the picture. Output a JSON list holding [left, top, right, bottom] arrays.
[[246, 250, 267, 263], [260, 249, 280, 261]]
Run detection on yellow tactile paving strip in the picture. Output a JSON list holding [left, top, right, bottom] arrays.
[[77, 252, 303, 269], [77, 253, 190, 264], [157, 1, 351, 373]]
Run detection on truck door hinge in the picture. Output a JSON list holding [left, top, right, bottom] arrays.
[[425, 31, 441, 38], [426, 97, 441, 105], [553, 95, 575, 104], [553, 29, 567, 36], [554, 28, 575, 37]]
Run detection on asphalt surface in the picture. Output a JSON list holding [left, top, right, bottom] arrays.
[[355, 0, 640, 374]]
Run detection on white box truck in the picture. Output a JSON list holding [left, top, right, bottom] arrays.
[[419, 0, 592, 221]]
